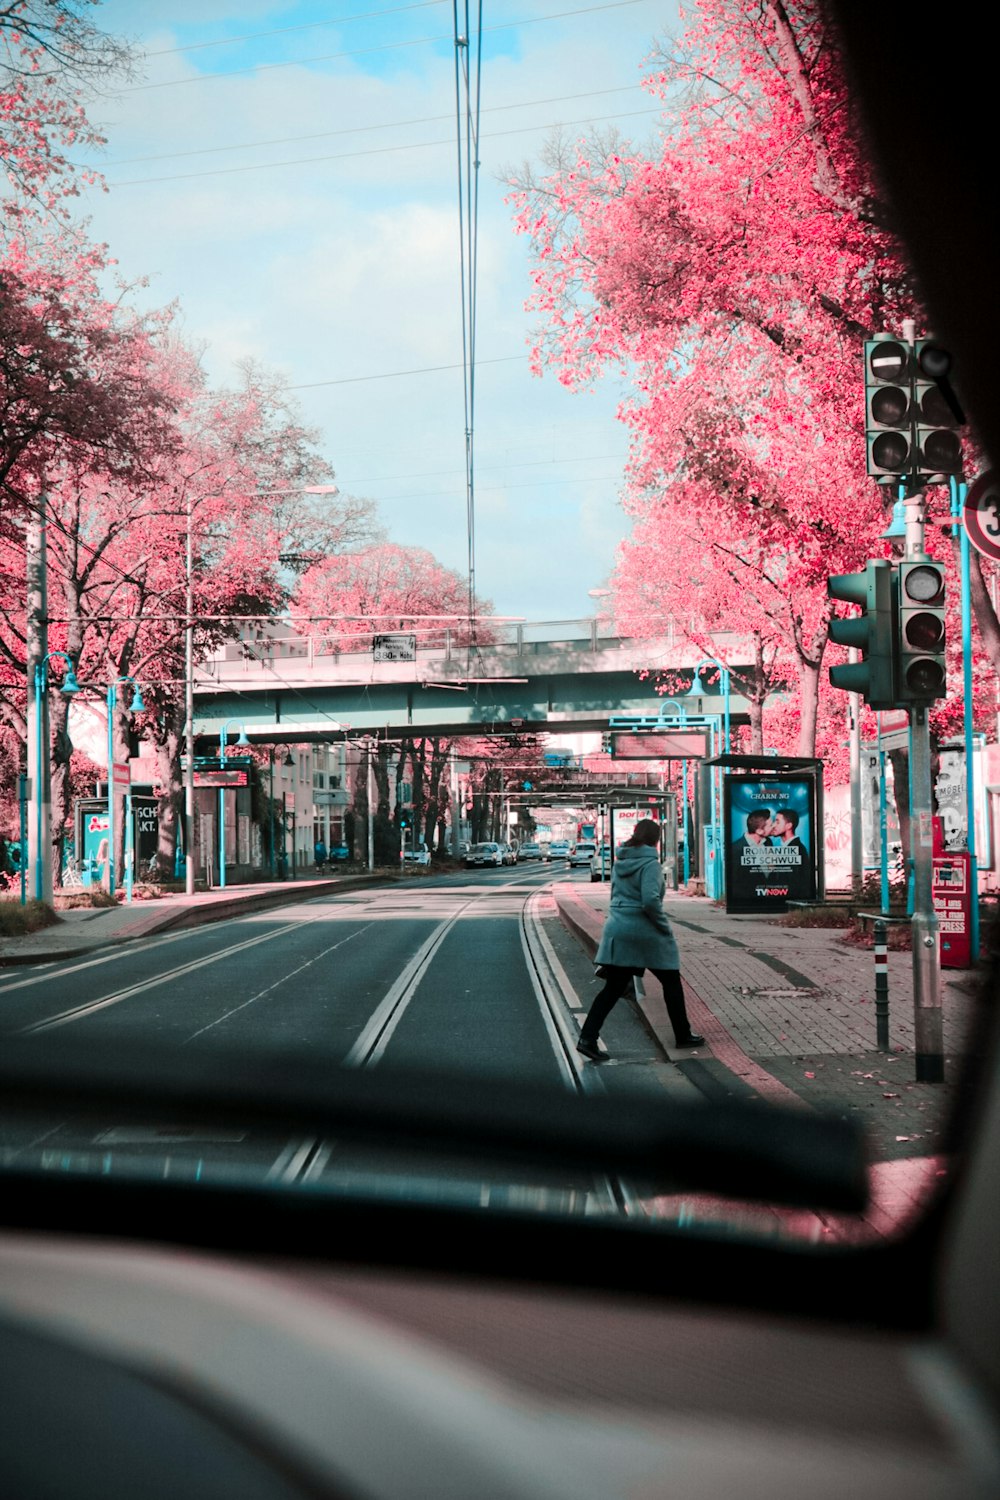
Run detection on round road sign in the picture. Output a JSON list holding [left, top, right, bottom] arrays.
[[963, 470, 1000, 560]]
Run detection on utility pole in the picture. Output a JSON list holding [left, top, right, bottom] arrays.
[[26, 507, 52, 904], [904, 486, 944, 1081], [184, 492, 196, 895]]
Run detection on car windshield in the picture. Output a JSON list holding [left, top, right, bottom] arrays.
[[0, 0, 994, 1281]]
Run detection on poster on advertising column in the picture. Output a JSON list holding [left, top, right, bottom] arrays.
[[724, 776, 817, 914]]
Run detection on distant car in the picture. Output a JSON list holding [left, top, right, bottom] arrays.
[[465, 842, 503, 868], [328, 842, 350, 863], [403, 846, 431, 866], [545, 841, 571, 861], [568, 840, 597, 868], [499, 842, 517, 865], [518, 842, 542, 860]]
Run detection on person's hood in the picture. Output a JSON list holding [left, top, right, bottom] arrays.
[[614, 844, 659, 886]]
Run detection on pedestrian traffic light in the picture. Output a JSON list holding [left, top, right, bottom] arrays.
[[865, 337, 913, 481], [399, 812, 410, 829], [912, 340, 963, 478], [897, 559, 947, 702], [522, 781, 532, 791], [827, 559, 898, 709]]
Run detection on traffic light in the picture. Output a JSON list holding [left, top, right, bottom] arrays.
[[865, 337, 913, 481], [398, 812, 410, 829], [912, 340, 963, 478], [827, 559, 898, 709], [897, 559, 947, 701]]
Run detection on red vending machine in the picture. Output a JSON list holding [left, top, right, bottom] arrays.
[[932, 852, 972, 968]]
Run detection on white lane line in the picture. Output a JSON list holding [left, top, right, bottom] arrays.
[[15, 911, 336, 1035], [184, 926, 370, 1041], [345, 901, 476, 1066], [0, 903, 344, 998]]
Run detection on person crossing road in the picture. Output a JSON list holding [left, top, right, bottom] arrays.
[[577, 818, 703, 1062]]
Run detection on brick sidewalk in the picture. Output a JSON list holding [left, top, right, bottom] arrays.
[[552, 881, 987, 1241]]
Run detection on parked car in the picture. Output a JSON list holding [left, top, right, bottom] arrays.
[[545, 840, 571, 861], [328, 842, 350, 863], [464, 842, 504, 868], [568, 840, 597, 868], [499, 842, 518, 865], [402, 846, 431, 866], [518, 842, 542, 860]]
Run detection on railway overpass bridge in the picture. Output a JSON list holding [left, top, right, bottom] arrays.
[[192, 620, 761, 746]]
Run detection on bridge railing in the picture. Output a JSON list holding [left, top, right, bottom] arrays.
[[195, 617, 698, 680]]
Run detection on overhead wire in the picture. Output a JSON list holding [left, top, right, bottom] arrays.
[[452, 3, 482, 670]]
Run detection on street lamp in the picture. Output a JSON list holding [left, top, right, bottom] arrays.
[[218, 719, 250, 889], [688, 660, 731, 902], [31, 651, 80, 901], [106, 676, 145, 901]]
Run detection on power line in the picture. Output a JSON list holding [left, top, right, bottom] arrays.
[[287, 354, 523, 390], [95, 84, 643, 167], [99, 107, 663, 188]]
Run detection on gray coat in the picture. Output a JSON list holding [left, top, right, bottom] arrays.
[[593, 844, 680, 971]]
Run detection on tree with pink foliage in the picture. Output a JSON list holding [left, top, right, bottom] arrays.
[[507, 0, 990, 754]]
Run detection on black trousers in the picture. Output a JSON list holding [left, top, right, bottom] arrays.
[[580, 965, 696, 1046]]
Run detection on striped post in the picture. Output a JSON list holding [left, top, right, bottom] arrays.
[[874, 919, 889, 1051]]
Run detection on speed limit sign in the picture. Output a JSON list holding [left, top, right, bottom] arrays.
[[963, 470, 1000, 560]]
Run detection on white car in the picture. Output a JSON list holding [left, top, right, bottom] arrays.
[[545, 840, 571, 861], [568, 841, 597, 868], [402, 846, 431, 866]]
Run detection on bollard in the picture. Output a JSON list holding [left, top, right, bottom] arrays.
[[874, 919, 889, 1051]]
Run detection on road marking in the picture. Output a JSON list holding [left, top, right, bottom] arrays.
[[184, 925, 371, 1041], [15, 911, 339, 1035], [345, 900, 477, 1066]]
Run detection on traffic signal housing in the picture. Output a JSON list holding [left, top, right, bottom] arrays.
[[864, 337, 913, 481], [827, 560, 898, 709], [912, 340, 963, 478], [897, 559, 947, 702]]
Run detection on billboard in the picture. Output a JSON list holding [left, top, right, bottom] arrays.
[[724, 776, 817, 914]]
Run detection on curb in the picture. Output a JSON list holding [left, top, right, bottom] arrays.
[[0, 874, 397, 966]]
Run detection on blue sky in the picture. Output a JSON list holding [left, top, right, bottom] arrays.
[[83, 1, 680, 624]]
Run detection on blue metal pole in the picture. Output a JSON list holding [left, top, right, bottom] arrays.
[[106, 684, 116, 898], [125, 789, 133, 902], [18, 772, 27, 905], [953, 476, 980, 961], [34, 664, 43, 902], [878, 720, 889, 915], [682, 757, 690, 885]]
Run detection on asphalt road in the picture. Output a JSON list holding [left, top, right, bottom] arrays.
[[0, 863, 690, 1214]]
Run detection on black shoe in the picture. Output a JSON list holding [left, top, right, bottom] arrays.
[[576, 1037, 606, 1062], [673, 1032, 705, 1048]]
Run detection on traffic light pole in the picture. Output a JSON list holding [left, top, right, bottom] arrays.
[[905, 490, 944, 1082]]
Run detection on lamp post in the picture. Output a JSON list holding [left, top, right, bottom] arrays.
[[31, 651, 80, 901], [106, 676, 145, 901], [688, 660, 731, 900], [218, 719, 250, 889]]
